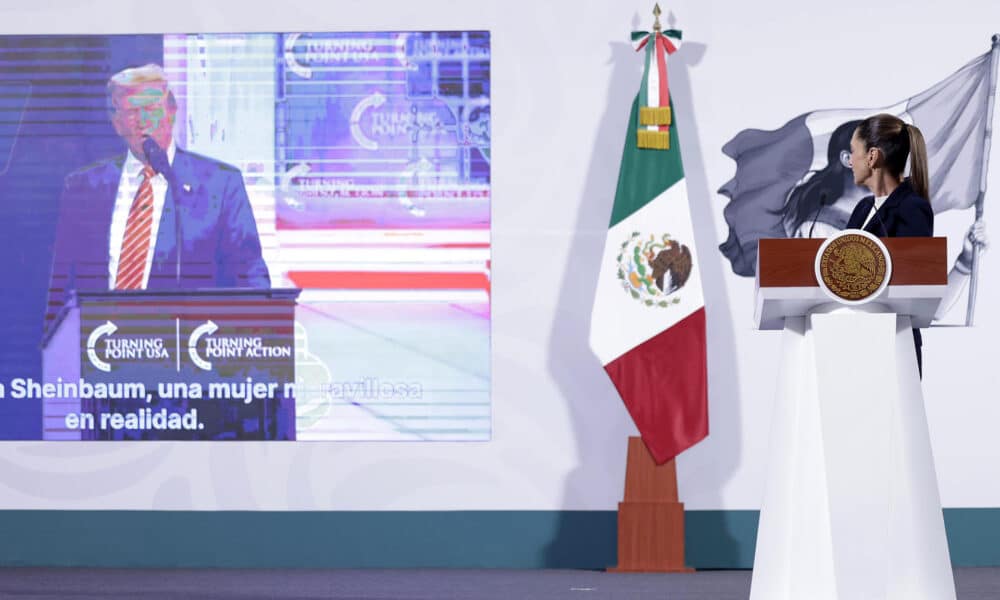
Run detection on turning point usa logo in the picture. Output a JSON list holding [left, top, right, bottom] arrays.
[[86, 320, 293, 372], [86, 321, 169, 372]]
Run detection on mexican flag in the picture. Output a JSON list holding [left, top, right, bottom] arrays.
[[589, 28, 708, 465]]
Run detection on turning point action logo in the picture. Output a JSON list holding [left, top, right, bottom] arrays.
[[86, 320, 293, 372], [188, 320, 293, 371]]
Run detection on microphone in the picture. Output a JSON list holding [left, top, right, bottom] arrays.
[[807, 191, 831, 238], [142, 137, 173, 181], [142, 137, 182, 286]]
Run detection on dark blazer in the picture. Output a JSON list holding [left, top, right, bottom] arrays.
[[844, 179, 933, 368], [845, 179, 934, 238], [46, 147, 270, 329]]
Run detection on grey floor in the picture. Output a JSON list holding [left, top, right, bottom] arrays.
[[0, 568, 996, 599]]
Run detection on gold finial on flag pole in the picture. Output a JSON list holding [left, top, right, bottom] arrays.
[[653, 4, 662, 32]]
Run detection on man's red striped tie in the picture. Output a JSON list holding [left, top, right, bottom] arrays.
[[115, 166, 155, 290]]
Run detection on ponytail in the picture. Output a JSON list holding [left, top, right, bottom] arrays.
[[856, 114, 932, 202], [906, 123, 930, 201]]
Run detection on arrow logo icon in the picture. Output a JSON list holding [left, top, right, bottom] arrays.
[[350, 92, 385, 151], [283, 33, 311, 79], [86, 320, 117, 372], [280, 162, 311, 210], [188, 320, 219, 371]]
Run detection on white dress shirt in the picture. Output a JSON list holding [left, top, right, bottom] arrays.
[[860, 194, 889, 231], [108, 140, 176, 289]]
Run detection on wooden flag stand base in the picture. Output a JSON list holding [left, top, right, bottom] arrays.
[[608, 436, 694, 573]]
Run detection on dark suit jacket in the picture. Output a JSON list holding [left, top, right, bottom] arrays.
[[845, 179, 934, 238], [845, 179, 934, 351], [46, 147, 269, 329]]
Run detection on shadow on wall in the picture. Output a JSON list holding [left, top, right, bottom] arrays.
[[667, 31, 747, 568], [543, 22, 745, 569], [541, 37, 638, 570]]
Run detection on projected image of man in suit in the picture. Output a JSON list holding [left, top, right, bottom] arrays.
[[46, 64, 270, 329]]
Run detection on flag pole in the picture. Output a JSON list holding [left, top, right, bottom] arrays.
[[966, 33, 1000, 326]]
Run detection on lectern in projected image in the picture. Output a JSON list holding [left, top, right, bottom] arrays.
[[0, 31, 491, 442]]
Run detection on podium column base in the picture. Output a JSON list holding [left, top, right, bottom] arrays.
[[750, 311, 955, 600]]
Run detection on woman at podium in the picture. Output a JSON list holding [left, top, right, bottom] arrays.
[[750, 113, 960, 600], [843, 113, 932, 374]]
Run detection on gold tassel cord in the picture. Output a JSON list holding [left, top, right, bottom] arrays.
[[639, 106, 672, 126], [637, 129, 670, 150]]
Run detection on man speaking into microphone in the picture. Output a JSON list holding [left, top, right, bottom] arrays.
[[46, 63, 270, 329]]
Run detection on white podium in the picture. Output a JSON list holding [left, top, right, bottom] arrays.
[[750, 236, 955, 600]]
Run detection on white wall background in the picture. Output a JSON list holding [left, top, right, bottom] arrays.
[[1, 0, 998, 510]]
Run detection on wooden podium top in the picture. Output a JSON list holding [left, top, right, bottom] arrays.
[[757, 237, 947, 288], [754, 237, 948, 330]]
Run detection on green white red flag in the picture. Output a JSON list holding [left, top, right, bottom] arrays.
[[589, 27, 708, 464]]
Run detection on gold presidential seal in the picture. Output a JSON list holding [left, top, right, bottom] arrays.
[[817, 233, 889, 302]]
